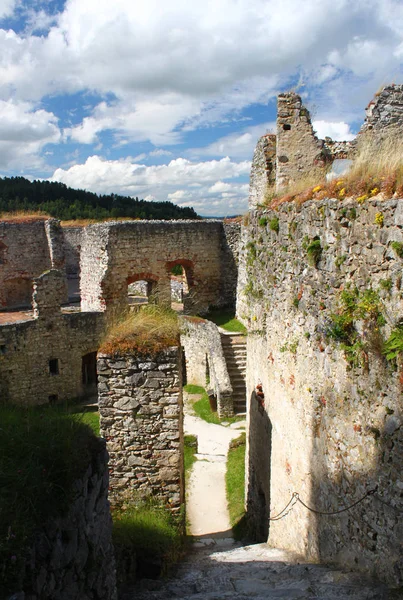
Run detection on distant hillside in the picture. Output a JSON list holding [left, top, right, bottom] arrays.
[[0, 177, 200, 221]]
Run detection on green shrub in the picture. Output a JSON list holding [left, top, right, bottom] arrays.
[[391, 241, 403, 258], [383, 324, 403, 360], [269, 217, 279, 233], [327, 287, 385, 367], [306, 238, 322, 267], [258, 216, 268, 227]]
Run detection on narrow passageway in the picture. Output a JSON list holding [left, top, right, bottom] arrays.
[[184, 408, 243, 538], [125, 395, 390, 600]]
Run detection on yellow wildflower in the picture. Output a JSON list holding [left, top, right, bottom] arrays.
[[356, 194, 367, 204], [371, 187, 379, 195], [313, 185, 321, 193], [339, 188, 346, 197], [336, 180, 343, 186], [374, 212, 384, 227]]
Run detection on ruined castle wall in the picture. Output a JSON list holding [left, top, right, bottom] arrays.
[[62, 226, 83, 275], [0, 272, 104, 405], [13, 440, 117, 600], [221, 221, 242, 309], [80, 221, 233, 314], [97, 347, 184, 515], [249, 134, 276, 208], [276, 93, 330, 189], [238, 198, 403, 586], [180, 317, 233, 417], [0, 220, 53, 309], [360, 84, 403, 135]]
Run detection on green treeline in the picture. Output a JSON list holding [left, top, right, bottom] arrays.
[[0, 177, 200, 221]]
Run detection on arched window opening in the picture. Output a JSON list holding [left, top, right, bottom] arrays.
[[127, 273, 159, 307]]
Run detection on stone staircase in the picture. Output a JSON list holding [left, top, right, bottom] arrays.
[[126, 540, 391, 600], [220, 332, 247, 414]]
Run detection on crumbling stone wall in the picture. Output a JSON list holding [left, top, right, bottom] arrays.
[[180, 317, 233, 417], [10, 439, 117, 600], [276, 93, 331, 189], [238, 197, 403, 586], [97, 347, 184, 515], [360, 84, 403, 135], [62, 226, 83, 303], [0, 220, 55, 309], [0, 270, 104, 405], [248, 134, 276, 208], [80, 220, 239, 314]]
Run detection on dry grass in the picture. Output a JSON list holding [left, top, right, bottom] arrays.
[[0, 210, 50, 222], [100, 305, 179, 356], [60, 216, 142, 227], [265, 131, 403, 209]]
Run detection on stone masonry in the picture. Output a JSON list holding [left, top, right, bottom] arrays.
[[80, 220, 240, 315], [238, 195, 403, 587], [97, 346, 184, 515], [11, 439, 117, 600]]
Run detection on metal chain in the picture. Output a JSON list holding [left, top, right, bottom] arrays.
[[269, 488, 377, 521]]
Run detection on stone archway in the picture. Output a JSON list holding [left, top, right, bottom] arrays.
[[127, 272, 160, 306]]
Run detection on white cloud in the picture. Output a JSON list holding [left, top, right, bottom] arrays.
[[0, 100, 60, 170], [0, 0, 17, 19], [190, 121, 276, 160], [149, 149, 173, 157], [312, 120, 355, 141], [50, 154, 251, 215], [0, 0, 401, 138]]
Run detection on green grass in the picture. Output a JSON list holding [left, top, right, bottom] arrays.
[[0, 404, 99, 596], [112, 496, 184, 584], [72, 408, 100, 436], [193, 391, 221, 424], [205, 309, 247, 334], [187, 387, 244, 426], [225, 433, 247, 540], [183, 384, 205, 395], [184, 434, 198, 480]]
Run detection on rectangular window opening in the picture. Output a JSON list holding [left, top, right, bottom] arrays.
[[49, 358, 59, 375]]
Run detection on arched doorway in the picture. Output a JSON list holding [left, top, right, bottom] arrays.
[[127, 273, 160, 307]]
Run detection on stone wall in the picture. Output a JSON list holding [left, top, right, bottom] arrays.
[[238, 197, 403, 586], [62, 226, 83, 303], [10, 439, 117, 600], [0, 219, 54, 309], [360, 84, 403, 135], [276, 93, 331, 189], [248, 134, 276, 208], [97, 346, 184, 515], [0, 270, 104, 405], [180, 317, 233, 417], [80, 220, 239, 315]]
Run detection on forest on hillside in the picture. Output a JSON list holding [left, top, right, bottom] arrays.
[[0, 177, 200, 221]]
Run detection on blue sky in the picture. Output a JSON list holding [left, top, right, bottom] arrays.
[[0, 0, 402, 215]]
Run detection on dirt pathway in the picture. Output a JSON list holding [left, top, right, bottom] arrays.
[[184, 411, 244, 538]]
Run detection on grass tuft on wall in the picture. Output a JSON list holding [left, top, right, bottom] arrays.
[[100, 305, 179, 356]]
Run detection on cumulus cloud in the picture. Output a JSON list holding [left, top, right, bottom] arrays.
[[190, 122, 276, 160], [0, 100, 60, 170], [0, 0, 17, 19], [312, 120, 355, 141], [50, 155, 251, 215]]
